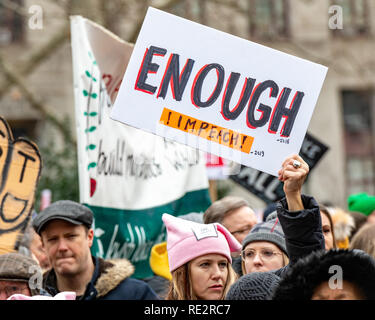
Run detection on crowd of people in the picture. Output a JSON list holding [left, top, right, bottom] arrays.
[[1, 154, 375, 301]]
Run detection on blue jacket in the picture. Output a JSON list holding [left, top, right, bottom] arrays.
[[43, 256, 159, 300]]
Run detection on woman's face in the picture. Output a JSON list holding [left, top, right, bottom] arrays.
[[242, 241, 285, 274], [321, 211, 334, 250], [189, 254, 229, 300]]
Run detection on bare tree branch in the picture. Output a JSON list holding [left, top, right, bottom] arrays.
[[0, 24, 70, 100]]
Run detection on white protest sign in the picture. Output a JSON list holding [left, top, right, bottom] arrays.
[[111, 7, 328, 176]]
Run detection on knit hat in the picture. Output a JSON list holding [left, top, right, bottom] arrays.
[[33, 200, 93, 235], [162, 213, 241, 272], [348, 193, 375, 217], [272, 249, 375, 300], [241, 218, 287, 256], [149, 242, 172, 281], [0, 253, 42, 296], [225, 272, 280, 300]]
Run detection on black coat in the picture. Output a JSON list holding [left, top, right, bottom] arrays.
[[274, 194, 325, 278]]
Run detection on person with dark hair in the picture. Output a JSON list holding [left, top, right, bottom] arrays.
[[32, 200, 158, 300], [272, 249, 375, 300], [319, 206, 337, 250]]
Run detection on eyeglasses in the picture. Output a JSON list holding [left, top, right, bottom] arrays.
[[241, 248, 283, 262], [0, 284, 29, 299]]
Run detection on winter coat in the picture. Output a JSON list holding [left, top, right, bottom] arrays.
[[43, 256, 159, 300], [273, 194, 325, 278]]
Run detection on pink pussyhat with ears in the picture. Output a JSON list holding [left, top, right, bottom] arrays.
[[162, 213, 242, 272]]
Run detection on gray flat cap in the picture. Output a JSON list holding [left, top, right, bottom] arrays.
[[32, 200, 93, 235]]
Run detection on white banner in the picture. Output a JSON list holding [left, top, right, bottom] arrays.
[[70, 15, 209, 210]]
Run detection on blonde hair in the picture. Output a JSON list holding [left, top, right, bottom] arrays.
[[165, 260, 238, 300], [349, 223, 375, 258]]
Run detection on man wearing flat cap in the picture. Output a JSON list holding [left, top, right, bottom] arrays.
[[33, 200, 158, 300], [0, 252, 46, 299]]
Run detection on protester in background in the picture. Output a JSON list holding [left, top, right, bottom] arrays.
[[327, 207, 355, 249], [32, 200, 158, 300], [203, 196, 258, 245], [348, 210, 368, 242], [348, 192, 375, 224], [0, 253, 48, 300], [29, 228, 51, 273], [272, 249, 375, 300], [162, 213, 240, 300], [240, 216, 288, 275], [225, 271, 280, 300], [319, 206, 337, 250], [349, 223, 375, 258]]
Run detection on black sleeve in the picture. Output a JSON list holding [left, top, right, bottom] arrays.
[[276, 194, 325, 265]]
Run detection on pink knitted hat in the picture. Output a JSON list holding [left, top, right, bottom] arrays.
[[162, 213, 241, 272]]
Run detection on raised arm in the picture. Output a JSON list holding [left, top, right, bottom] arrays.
[[276, 154, 325, 267]]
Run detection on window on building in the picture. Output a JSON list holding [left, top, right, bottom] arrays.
[[0, 0, 24, 45], [342, 90, 375, 196], [248, 0, 289, 40], [331, 0, 370, 37]]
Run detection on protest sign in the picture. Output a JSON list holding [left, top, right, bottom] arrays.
[[230, 132, 329, 203], [0, 117, 41, 254], [111, 7, 328, 176], [70, 16, 211, 278]]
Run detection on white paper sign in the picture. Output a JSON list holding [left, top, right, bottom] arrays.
[[111, 7, 328, 176]]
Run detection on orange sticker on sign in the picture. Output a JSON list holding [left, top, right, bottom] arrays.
[[159, 108, 254, 154]]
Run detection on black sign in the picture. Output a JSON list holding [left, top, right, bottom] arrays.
[[230, 132, 329, 203]]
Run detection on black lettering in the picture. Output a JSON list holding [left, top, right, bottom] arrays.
[[269, 90, 305, 137], [192, 64, 224, 108], [221, 73, 255, 120], [246, 80, 279, 129], [157, 54, 195, 101], [17, 151, 36, 183], [184, 118, 197, 131], [135, 46, 167, 94], [222, 132, 230, 143], [197, 122, 209, 136], [208, 126, 217, 139]]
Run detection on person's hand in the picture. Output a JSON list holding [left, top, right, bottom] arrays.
[[278, 154, 309, 211]]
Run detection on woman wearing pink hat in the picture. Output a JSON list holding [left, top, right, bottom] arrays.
[[162, 214, 241, 300]]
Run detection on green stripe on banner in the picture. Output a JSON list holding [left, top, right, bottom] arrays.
[[86, 188, 211, 279]]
